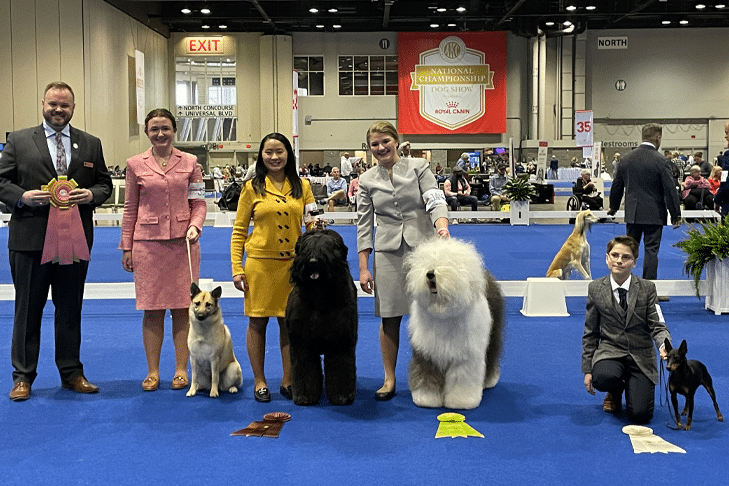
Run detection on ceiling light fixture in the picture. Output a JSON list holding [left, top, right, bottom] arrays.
[[563, 20, 572, 26], [219, 25, 227, 29], [545, 21, 555, 26], [181, 8, 191, 14], [436, 8, 447, 13], [456, 7, 466, 13], [716, 4, 726, 8], [695, 4, 706, 9], [316, 24, 324, 28], [328, 8, 338, 13], [586, 5, 596, 10], [309, 8, 318, 14], [680, 19, 689, 24], [447, 23, 456, 27], [662, 20, 671, 25], [566, 5, 577, 11], [200, 8, 211, 15], [201, 24, 210, 29], [430, 23, 440, 28], [333, 24, 341, 29]]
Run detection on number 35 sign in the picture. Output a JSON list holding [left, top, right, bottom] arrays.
[[575, 110, 593, 147]]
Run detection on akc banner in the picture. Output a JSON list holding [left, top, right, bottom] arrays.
[[398, 32, 507, 134]]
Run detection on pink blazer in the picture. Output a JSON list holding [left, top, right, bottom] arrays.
[[120, 147, 206, 250]]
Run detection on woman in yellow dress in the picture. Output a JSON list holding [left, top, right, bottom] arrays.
[[231, 133, 318, 402]]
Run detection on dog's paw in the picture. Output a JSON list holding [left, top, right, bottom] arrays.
[[411, 389, 443, 408], [329, 394, 355, 406], [209, 388, 220, 398], [444, 386, 482, 410], [227, 386, 239, 394], [484, 367, 500, 389], [186, 386, 198, 397]]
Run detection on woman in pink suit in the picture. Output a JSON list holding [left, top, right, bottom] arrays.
[[120, 109, 207, 391]]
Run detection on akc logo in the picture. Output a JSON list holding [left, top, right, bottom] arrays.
[[410, 36, 494, 130]]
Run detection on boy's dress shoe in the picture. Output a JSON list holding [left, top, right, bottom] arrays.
[[62, 376, 99, 394], [9, 382, 31, 401], [603, 392, 621, 413]]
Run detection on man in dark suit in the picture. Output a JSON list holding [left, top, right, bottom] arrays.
[[608, 123, 681, 284], [713, 120, 729, 216], [582, 236, 672, 424], [0, 81, 112, 401]]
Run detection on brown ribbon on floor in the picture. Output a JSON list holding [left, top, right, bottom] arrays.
[[231, 412, 292, 438]]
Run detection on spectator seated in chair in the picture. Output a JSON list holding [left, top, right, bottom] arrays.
[[443, 167, 478, 211], [348, 165, 365, 211], [682, 165, 713, 211], [489, 163, 511, 211], [326, 167, 349, 211], [574, 169, 603, 210]]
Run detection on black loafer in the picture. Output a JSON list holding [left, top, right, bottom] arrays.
[[280, 385, 293, 400], [254, 387, 271, 403], [374, 388, 395, 401]]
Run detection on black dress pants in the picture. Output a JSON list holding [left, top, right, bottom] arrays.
[[592, 356, 655, 424], [9, 250, 89, 385], [626, 223, 662, 280]]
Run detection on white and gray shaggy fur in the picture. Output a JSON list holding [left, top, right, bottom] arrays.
[[405, 238, 505, 410]]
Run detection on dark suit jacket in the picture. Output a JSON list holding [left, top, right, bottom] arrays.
[[581, 275, 671, 384], [609, 143, 681, 225], [0, 124, 112, 251], [713, 150, 729, 208]]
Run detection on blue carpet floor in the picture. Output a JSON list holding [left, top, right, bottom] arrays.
[[1, 224, 727, 485]]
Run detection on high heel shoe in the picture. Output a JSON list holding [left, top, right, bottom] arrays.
[[374, 387, 395, 401], [254, 387, 271, 403], [142, 376, 159, 391]]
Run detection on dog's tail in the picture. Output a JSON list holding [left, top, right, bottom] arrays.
[[484, 269, 505, 386]]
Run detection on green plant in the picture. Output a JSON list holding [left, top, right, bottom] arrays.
[[502, 177, 536, 201], [674, 217, 729, 297]]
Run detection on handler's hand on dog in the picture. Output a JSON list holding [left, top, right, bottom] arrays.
[[359, 270, 374, 294], [233, 273, 249, 293], [584, 373, 595, 395], [122, 250, 133, 272]]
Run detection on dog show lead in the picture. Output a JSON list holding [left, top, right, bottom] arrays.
[[230, 133, 320, 403], [356, 121, 450, 401]]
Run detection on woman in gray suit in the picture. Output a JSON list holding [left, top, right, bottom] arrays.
[[357, 121, 450, 401]]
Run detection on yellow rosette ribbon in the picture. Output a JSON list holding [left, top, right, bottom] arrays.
[[40, 176, 90, 265]]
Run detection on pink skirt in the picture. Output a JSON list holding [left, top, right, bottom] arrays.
[[132, 238, 201, 310]]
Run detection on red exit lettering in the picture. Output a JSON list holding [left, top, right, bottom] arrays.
[[188, 38, 221, 53]]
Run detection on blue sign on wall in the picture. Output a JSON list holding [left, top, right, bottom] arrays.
[[466, 151, 480, 170]]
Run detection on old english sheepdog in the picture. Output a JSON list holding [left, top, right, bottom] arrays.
[[404, 237, 505, 410]]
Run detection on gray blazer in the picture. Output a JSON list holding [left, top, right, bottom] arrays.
[[0, 125, 112, 251], [581, 275, 671, 384], [357, 157, 448, 253], [609, 143, 681, 226]]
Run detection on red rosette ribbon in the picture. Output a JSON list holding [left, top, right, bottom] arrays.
[[40, 176, 91, 265]]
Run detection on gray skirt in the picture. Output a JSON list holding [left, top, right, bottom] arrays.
[[373, 240, 412, 318]]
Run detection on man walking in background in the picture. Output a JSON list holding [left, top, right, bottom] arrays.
[[608, 123, 681, 297]]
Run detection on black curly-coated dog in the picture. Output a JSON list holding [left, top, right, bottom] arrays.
[[286, 229, 358, 405]]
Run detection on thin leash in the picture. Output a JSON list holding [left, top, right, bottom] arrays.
[[660, 361, 681, 430], [186, 238, 196, 285]]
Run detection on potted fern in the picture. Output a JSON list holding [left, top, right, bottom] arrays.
[[674, 217, 729, 314], [503, 176, 536, 225]]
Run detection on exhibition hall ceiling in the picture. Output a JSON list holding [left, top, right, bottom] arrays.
[[105, 0, 729, 37]]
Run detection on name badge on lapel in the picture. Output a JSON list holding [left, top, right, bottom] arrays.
[[84, 162, 94, 168]]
